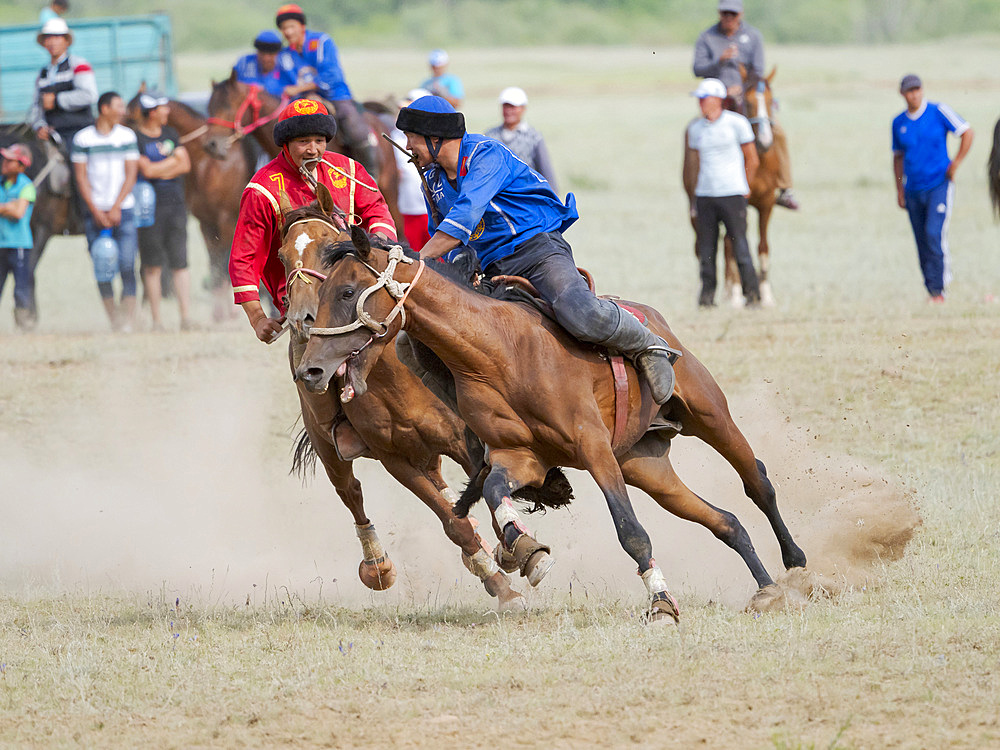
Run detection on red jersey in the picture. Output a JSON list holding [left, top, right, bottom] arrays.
[[229, 150, 397, 311]]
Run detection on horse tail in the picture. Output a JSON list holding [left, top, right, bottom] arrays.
[[291, 426, 318, 480], [453, 466, 574, 518], [989, 117, 1000, 220]]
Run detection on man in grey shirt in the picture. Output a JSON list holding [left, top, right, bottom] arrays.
[[693, 0, 798, 210], [483, 87, 558, 192]]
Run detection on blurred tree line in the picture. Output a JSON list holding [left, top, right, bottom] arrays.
[[2, 0, 998, 50]]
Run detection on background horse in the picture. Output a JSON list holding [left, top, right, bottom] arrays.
[[204, 73, 402, 234], [278, 186, 526, 610], [298, 229, 809, 622], [683, 67, 782, 307], [988, 116, 1000, 219]]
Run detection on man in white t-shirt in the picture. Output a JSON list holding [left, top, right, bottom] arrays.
[[685, 77, 760, 307], [72, 91, 140, 330]]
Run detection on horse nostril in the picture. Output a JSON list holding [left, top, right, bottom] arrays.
[[304, 314, 315, 327]]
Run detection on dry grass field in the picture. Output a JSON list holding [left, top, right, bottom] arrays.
[[2, 41, 999, 748]]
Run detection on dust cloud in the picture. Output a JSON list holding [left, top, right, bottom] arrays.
[[1, 350, 919, 611]]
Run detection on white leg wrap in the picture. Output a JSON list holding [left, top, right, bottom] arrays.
[[463, 549, 500, 581], [441, 487, 459, 504], [641, 566, 670, 596], [356, 523, 386, 561], [494, 497, 524, 532]]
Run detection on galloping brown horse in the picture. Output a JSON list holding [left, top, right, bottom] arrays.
[[296, 229, 807, 622], [204, 73, 402, 233], [684, 67, 782, 307], [278, 186, 525, 610]]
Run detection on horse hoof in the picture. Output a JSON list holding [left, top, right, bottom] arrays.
[[359, 557, 396, 591], [524, 550, 554, 588], [746, 583, 806, 613], [648, 592, 680, 625], [498, 592, 528, 612]]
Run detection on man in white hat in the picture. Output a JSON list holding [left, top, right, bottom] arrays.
[[483, 86, 558, 191], [685, 78, 760, 308], [29, 17, 97, 148], [419, 49, 464, 108], [693, 0, 798, 210]]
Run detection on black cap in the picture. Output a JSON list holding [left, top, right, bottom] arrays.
[[899, 74, 922, 93]]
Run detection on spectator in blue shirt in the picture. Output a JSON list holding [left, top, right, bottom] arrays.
[[420, 49, 464, 109], [892, 74, 974, 302], [395, 96, 678, 405], [38, 0, 67, 24], [273, 4, 376, 176], [234, 31, 285, 99], [0, 145, 37, 330]]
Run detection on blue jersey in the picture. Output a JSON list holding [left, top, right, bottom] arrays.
[[0, 173, 35, 249], [892, 101, 969, 193], [276, 30, 351, 101], [420, 73, 465, 101], [233, 53, 286, 98], [424, 134, 578, 270]]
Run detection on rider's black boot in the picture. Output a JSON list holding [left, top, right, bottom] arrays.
[[599, 310, 680, 405]]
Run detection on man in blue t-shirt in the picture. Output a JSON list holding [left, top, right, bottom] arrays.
[[0, 144, 37, 329], [420, 49, 464, 109], [891, 74, 974, 302], [233, 31, 285, 99], [394, 96, 678, 406]]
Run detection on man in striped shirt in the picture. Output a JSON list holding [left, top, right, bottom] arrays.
[[891, 74, 974, 303]]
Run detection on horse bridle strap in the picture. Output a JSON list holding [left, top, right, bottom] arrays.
[[207, 86, 288, 142], [309, 245, 425, 338]]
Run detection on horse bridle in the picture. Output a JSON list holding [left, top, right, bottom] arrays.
[[309, 244, 425, 341], [207, 84, 288, 145], [281, 216, 346, 294]]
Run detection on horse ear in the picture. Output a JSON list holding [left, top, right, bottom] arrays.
[[229, 67, 239, 84], [767, 67, 776, 85], [279, 190, 293, 217], [350, 224, 371, 261], [316, 182, 336, 217], [138, 81, 147, 93], [738, 63, 747, 81]]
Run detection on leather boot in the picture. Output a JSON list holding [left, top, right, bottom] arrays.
[[600, 308, 680, 405]]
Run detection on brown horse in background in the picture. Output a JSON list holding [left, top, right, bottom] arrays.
[[297, 228, 808, 622], [204, 73, 402, 234], [278, 186, 526, 610], [988, 116, 1000, 220], [684, 67, 782, 307]]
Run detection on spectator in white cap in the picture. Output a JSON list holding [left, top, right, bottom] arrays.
[[693, 0, 798, 210], [685, 77, 760, 308], [484, 86, 558, 191], [420, 49, 464, 108], [29, 16, 97, 149]]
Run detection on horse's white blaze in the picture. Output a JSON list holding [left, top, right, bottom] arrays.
[[294, 231, 313, 257], [757, 97, 774, 149]]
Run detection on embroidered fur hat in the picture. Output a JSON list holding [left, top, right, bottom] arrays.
[[272, 98, 337, 148], [395, 95, 465, 139]]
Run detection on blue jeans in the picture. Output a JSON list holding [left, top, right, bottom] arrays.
[[905, 179, 953, 296], [85, 208, 138, 299], [0, 247, 34, 310]]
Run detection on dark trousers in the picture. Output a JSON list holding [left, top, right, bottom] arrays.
[[695, 194, 759, 304], [904, 180, 952, 296], [0, 247, 33, 309]]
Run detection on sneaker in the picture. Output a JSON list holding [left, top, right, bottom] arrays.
[[928, 294, 945, 304], [776, 189, 800, 210]]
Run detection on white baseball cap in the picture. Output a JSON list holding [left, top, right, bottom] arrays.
[[428, 49, 449, 67], [403, 88, 432, 105], [37, 17, 72, 45], [691, 78, 727, 99], [498, 86, 528, 107]]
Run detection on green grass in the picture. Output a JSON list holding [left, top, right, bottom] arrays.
[[2, 41, 1000, 747]]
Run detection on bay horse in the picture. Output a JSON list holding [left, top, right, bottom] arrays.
[[277, 184, 528, 610], [125, 93, 254, 321], [683, 67, 782, 307], [296, 228, 808, 623], [204, 73, 402, 235], [988, 116, 1000, 219]]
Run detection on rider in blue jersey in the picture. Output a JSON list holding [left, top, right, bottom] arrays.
[[394, 96, 678, 405], [273, 4, 376, 176], [233, 31, 285, 99]]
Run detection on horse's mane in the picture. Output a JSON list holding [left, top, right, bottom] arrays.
[[989, 118, 1000, 219]]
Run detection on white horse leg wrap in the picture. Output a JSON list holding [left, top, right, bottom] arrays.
[[641, 566, 670, 596], [356, 523, 386, 561], [463, 549, 500, 581], [495, 497, 526, 534], [441, 487, 459, 505]]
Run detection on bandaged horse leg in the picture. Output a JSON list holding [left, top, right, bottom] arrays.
[[356, 521, 397, 590], [481, 459, 554, 587], [458, 514, 526, 611], [525, 242, 677, 404], [331, 98, 378, 179]]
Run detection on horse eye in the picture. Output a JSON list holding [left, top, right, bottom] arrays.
[[341, 288, 355, 300]]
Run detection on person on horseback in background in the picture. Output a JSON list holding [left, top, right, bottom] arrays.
[[234, 31, 286, 99], [230, 99, 396, 344], [693, 0, 798, 210], [395, 95, 679, 406], [272, 4, 378, 178], [29, 18, 96, 151]]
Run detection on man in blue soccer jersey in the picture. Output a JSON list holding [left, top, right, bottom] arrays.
[[892, 74, 973, 302], [233, 31, 285, 98], [394, 95, 678, 405]]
